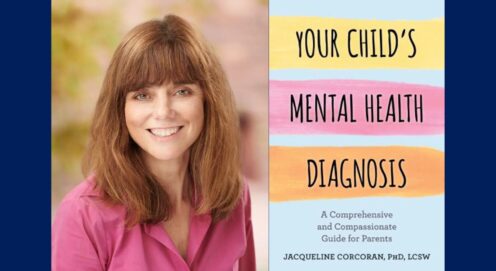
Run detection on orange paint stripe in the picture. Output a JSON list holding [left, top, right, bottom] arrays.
[[270, 146, 444, 201]]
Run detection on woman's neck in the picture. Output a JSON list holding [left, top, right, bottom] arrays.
[[142, 151, 190, 206]]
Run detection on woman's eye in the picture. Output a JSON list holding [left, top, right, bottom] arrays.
[[134, 93, 149, 100], [175, 89, 190, 96]]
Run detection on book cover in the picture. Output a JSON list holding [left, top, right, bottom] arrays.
[[269, 0, 444, 270]]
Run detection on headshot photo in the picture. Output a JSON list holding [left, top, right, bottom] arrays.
[[51, 1, 267, 270]]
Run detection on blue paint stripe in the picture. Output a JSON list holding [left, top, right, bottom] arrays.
[[270, 70, 444, 87], [270, 0, 444, 20], [270, 135, 444, 151]]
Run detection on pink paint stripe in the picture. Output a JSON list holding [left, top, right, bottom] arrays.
[[270, 80, 444, 135]]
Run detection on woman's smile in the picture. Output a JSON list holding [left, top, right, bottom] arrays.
[[148, 126, 183, 138]]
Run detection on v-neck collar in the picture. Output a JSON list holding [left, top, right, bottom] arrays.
[[186, 212, 211, 265], [144, 211, 212, 267]]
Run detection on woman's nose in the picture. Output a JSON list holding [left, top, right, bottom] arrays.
[[153, 95, 175, 119]]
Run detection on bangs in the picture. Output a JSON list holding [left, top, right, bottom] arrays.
[[118, 39, 206, 93]]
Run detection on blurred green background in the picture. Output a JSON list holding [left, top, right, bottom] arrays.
[[52, 0, 268, 269]]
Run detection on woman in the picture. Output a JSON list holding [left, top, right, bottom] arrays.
[[52, 15, 255, 271]]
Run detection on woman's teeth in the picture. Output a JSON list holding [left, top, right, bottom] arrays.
[[149, 127, 180, 137]]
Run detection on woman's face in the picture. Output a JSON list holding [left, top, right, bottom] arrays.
[[125, 82, 204, 162]]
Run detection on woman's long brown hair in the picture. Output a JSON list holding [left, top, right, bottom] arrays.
[[82, 15, 241, 227]]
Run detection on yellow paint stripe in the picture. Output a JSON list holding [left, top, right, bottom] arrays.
[[270, 17, 444, 69]]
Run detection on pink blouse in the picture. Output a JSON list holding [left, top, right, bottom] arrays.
[[52, 176, 256, 271]]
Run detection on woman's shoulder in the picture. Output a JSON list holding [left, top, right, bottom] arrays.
[[52, 175, 126, 270], [227, 177, 252, 220], [54, 175, 126, 230], [241, 177, 252, 207], [61, 175, 100, 201]]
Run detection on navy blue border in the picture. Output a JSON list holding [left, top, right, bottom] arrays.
[[446, 1, 495, 270], [0, 0, 50, 269], [0, 0, 494, 269]]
